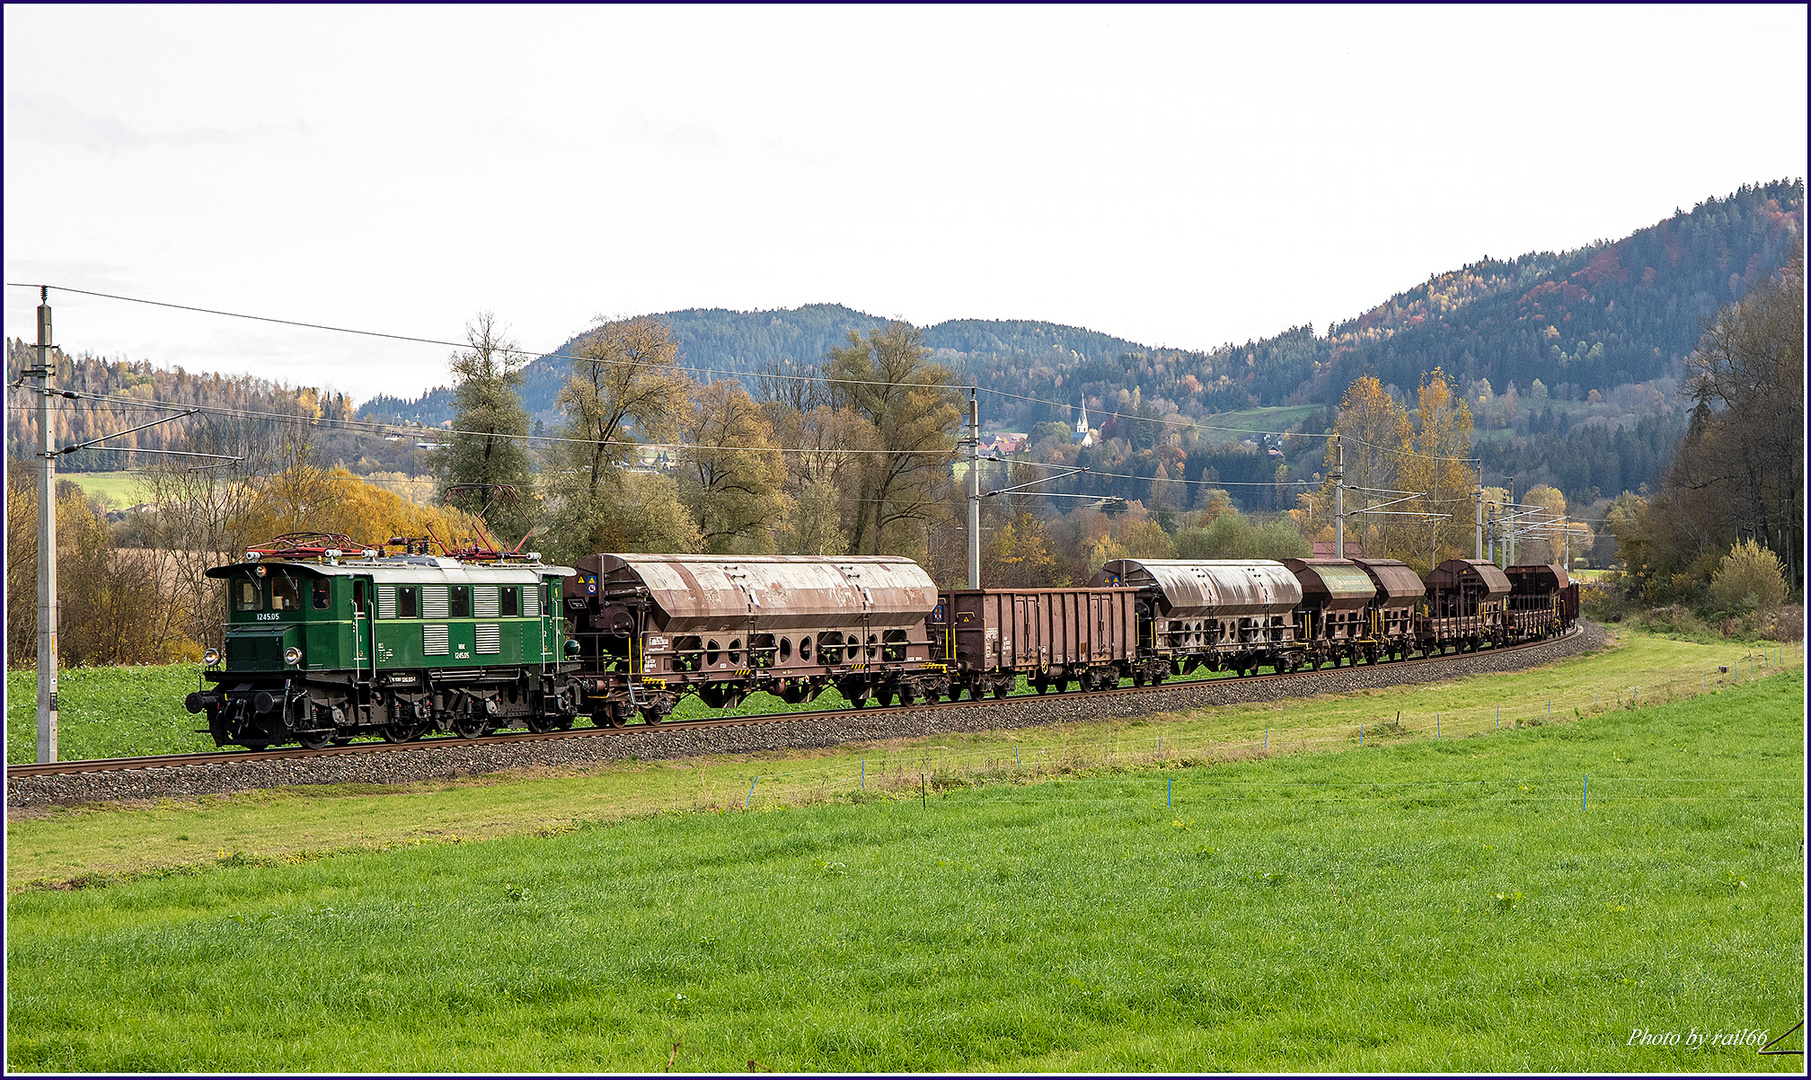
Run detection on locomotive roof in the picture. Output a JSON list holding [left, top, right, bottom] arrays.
[[206, 555, 574, 583]]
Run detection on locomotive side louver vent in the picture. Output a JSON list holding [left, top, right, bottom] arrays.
[[423, 624, 450, 655], [423, 586, 449, 619], [476, 624, 501, 654], [378, 585, 397, 620], [475, 587, 500, 618], [522, 585, 539, 617]]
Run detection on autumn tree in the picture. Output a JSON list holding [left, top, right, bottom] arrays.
[[5, 474, 183, 666], [824, 322, 962, 557], [1396, 368, 1477, 571], [233, 465, 483, 550], [546, 315, 699, 560], [1301, 375, 1413, 558], [676, 379, 789, 553], [1667, 253, 1805, 589], [134, 407, 321, 650], [425, 313, 537, 545]]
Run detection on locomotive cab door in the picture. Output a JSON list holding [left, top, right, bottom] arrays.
[[352, 578, 373, 681]]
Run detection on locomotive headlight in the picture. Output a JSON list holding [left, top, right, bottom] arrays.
[[283, 646, 302, 666], [202, 648, 221, 666]]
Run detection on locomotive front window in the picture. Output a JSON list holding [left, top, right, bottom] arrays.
[[312, 579, 332, 610], [270, 572, 302, 611], [398, 586, 419, 619], [235, 578, 262, 612]]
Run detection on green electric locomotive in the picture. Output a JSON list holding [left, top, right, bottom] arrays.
[[186, 534, 581, 748]]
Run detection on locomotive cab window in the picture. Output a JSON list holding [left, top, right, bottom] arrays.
[[398, 586, 419, 619], [501, 587, 519, 618], [312, 579, 332, 610], [450, 586, 471, 618], [271, 572, 302, 611], [234, 578, 261, 612]]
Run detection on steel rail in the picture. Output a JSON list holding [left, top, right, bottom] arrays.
[[5, 627, 1577, 779]]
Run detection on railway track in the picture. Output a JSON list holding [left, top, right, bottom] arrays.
[[7, 627, 1582, 784]]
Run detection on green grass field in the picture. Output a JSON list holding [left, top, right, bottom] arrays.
[[1193, 404, 1324, 438], [5, 646, 1802, 1071], [48, 470, 147, 508]]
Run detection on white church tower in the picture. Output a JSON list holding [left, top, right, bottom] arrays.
[[1073, 396, 1094, 447]]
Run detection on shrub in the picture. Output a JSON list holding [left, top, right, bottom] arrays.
[[1706, 540, 1788, 616]]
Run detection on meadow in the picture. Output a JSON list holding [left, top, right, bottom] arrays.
[[4, 632, 1803, 1072]]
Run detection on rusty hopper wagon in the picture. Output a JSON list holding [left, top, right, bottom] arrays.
[[1421, 557, 1513, 652], [565, 553, 945, 723], [1281, 557, 1381, 668], [1504, 563, 1575, 640], [1351, 556, 1427, 661], [1091, 558, 1305, 675]]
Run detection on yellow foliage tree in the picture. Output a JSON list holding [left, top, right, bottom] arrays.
[[234, 466, 484, 553]]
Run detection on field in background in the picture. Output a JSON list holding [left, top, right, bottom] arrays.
[[5, 669, 1802, 1072], [46, 470, 145, 508]]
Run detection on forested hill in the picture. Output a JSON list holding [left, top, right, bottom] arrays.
[[359, 305, 1176, 428], [360, 179, 1802, 434]]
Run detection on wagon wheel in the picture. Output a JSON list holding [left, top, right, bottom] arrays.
[[296, 729, 334, 751], [991, 679, 1012, 700], [639, 707, 665, 725], [381, 722, 425, 743]]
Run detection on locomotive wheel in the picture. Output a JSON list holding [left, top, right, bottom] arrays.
[[453, 715, 489, 739], [381, 722, 426, 744], [296, 729, 334, 751]]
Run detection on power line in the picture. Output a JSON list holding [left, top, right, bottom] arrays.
[[9, 282, 1482, 467]]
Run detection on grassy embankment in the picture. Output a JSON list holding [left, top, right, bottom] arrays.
[[4, 632, 1803, 1072]]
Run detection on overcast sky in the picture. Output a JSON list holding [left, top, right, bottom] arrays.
[[5, 4, 1806, 404]]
